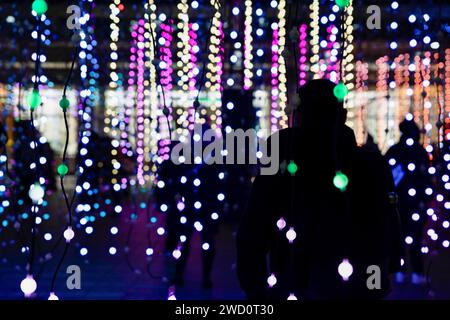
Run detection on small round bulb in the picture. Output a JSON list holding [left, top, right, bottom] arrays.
[[48, 292, 59, 300], [20, 275, 37, 297], [287, 161, 298, 176], [57, 164, 69, 177], [28, 183, 45, 203], [333, 82, 349, 101], [63, 226, 75, 242], [333, 171, 349, 191], [27, 89, 41, 111], [338, 258, 353, 281], [32, 0, 48, 16]]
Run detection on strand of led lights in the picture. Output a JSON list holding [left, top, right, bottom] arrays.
[[309, 0, 320, 78], [243, 0, 254, 90], [276, 0, 288, 129], [204, 0, 223, 130], [20, 0, 48, 298], [144, 0, 159, 183]]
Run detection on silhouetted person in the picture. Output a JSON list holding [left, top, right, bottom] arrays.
[[167, 126, 225, 289], [385, 119, 431, 284], [362, 134, 381, 154], [237, 79, 402, 300]]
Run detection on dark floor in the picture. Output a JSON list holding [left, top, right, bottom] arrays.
[[0, 184, 449, 300]]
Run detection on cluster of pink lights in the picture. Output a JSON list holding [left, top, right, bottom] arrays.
[[270, 27, 279, 133], [160, 22, 174, 91], [188, 23, 198, 130], [133, 19, 146, 185], [298, 24, 308, 87]]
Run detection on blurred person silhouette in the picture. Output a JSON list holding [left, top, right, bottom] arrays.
[[362, 134, 381, 154], [237, 79, 402, 300], [167, 125, 225, 289], [385, 119, 431, 285]]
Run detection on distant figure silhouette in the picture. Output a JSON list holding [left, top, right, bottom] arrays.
[[237, 79, 402, 300], [385, 119, 431, 285], [362, 134, 381, 154]]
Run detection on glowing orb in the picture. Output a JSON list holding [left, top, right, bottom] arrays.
[[20, 275, 37, 297], [338, 258, 353, 281], [333, 171, 349, 191], [28, 183, 45, 203]]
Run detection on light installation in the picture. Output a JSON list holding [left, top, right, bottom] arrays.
[[0, 0, 446, 300]]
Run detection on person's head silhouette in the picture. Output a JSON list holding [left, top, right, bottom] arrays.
[[399, 118, 420, 142], [297, 79, 347, 132]]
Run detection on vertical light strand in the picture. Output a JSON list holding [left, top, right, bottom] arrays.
[[422, 51, 432, 156], [277, 0, 288, 129], [135, 20, 146, 186], [106, 0, 124, 194], [206, 0, 224, 131], [176, 0, 191, 91], [326, 24, 339, 82], [298, 24, 308, 87], [144, 0, 159, 183], [270, 25, 279, 133], [187, 22, 199, 128], [445, 49, 450, 143], [243, 0, 254, 90], [76, 1, 100, 222], [124, 23, 137, 163], [375, 56, 389, 144], [309, 0, 320, 78], [342, 0, 354, 90], [157, 21, 174, 156], [354, 60, 368, 145]]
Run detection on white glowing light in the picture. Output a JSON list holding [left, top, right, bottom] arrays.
[[20, 275, 37, 297], [338, 259, 353, 281], [63, 227, 74, 242], [267, 273, 277, 287], [287, 293, 298, 300], [286, 227, 297, 243], [277, 217, 286, 230], [48, 292, 59, 300], [172, 249, 182, 259], [28, 183, 45, 203]]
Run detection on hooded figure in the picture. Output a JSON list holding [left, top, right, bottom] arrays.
[[237, 79, 402, 300]]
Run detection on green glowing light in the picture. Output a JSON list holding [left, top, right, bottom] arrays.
[[333, 82, 349, 101], [287, 161, 298, 176], [333, 171, 349, 191], [59, 96, 70, 111], [57, 164, 68, 177], [335, 0, 350, 8], [27, 89, 41, 111], [32, 0, 48, 16]]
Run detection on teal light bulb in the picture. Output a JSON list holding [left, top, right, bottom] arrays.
[[333, 82, 349, 102], [32, 0, 48, 16], [333, 171, 349, 191]]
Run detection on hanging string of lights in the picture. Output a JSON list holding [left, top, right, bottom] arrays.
[[144, 0, 159, 183], [276, 0, 288, 129], [105, 0, 125, 194], [20, 0, 48, 298], [243, 0, 254, 90], [309, 0, 320, 78]]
